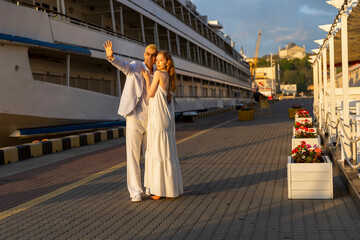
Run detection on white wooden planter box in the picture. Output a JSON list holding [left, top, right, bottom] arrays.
[[292, 135, 320, 150], [287, 156, 333, 199], [293, 127, 317, 136], [295, 116, 312, 124]]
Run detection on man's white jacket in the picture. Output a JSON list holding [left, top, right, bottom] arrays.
[[108, 56, 146, 117]]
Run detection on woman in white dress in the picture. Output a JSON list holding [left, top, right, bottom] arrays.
[[141, 51, 183, 199]]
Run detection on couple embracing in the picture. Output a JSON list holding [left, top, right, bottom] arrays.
[[103, 41, 183, 202]]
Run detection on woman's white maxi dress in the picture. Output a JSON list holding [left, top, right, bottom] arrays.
[[144, 85, 183, 197]]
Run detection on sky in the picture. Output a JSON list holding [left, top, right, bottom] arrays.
[[191, 0, 339, 58]]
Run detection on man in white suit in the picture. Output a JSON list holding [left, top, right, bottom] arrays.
[[103, 40, 158, 202]]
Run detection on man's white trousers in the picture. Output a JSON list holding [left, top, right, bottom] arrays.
[[126, 115, 147, 198]]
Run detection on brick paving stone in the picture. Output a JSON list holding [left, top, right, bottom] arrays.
[[1, 100, 360, 239]]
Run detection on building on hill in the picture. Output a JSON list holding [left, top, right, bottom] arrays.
[[280, 84, 297, 96], [253, 65, 279, 98], [278, 43, 306, 59]]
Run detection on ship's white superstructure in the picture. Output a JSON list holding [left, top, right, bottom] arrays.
[[0, 0, 252, 147]]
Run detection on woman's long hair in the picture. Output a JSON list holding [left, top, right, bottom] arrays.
[[159, 51, 176, 92]]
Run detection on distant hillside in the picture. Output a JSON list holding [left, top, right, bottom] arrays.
[[256, 55, 313, 94]]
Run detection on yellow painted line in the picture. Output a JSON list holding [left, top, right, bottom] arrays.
[[0, 118, 236, 221], [0, 162, 126, 221]]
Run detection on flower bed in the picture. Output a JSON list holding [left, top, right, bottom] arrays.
[[290, 141, 322, 163], [295, 109, 310, 118], [293, 127, 317, 136], [294, 120, 313, 128], [293, 127, 316, 138]]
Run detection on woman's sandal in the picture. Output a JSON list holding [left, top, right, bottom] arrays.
[[151, 195, 161, 200]]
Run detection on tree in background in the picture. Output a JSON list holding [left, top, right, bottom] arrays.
[[256, 54, 313, 95]]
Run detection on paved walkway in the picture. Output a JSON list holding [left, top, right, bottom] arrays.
[[0, 100, 360, 239]]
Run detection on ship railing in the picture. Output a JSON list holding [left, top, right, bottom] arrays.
[[318, 104, 360, 175], [7, 1, 252, 93], [33, 72, 116, 96], [7, 0, 145, 46], [9, 0, 249, 72]]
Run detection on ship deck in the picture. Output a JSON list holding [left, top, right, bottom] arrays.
[[1, 100, 360, 239]]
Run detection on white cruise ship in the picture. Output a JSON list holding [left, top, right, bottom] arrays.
[[0, 0, 252, 147]]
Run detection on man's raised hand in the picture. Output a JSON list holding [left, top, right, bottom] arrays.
[[103, 40, 114, 61]]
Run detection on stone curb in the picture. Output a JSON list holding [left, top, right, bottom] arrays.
[[0, 128, 126, 166], [193, 107, 234, 120]]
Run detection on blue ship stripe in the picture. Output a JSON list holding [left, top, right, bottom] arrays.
[[19, 121, 126, 136], [0, 33, 91, 55]]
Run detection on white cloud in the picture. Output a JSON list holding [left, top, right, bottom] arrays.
[[298, 5, 328, 16], [275, 27, 308, 43], [267, 27, 291, 34]]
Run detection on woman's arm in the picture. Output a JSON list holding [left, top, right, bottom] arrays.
[[141, 70, 162, 98]]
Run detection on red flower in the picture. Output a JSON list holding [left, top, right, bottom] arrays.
[[314, 148, 322, 153], [290, 143, 323, 163]]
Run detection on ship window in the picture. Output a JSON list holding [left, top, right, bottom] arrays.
[[157, 24, 170, 51], [176, 83, 181, 97], [197, 20, 203, 35], [211, 88, 216, 97], [189, 42, 197, 63], [206, 52, 212, 68], [203, 88, 208, 97], [173, 1, 184, 20], [142, 16, 156, 44], [164, 0, 175, 14], [154, 0, 165, 7], [42, 3, 49, 9], [200, 48, 206, 67], [183, 8, 191, 26], [213, 57, 219, 71], [189, 86, 193, 97], [169, 31, 178, 56], [121, 5, 143, 42], [178, 36, 188, 59], [191, 15, 197, 31]]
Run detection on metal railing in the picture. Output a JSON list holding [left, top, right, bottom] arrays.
[[319, 109, 360, 170], [33, 73, 116, 96]]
